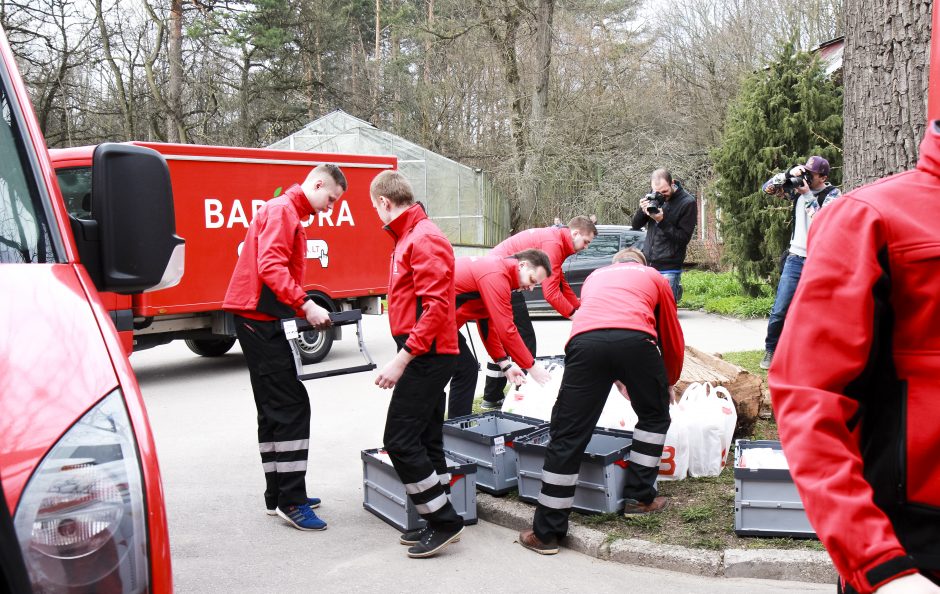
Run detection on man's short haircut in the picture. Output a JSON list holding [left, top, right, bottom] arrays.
[[612, 247, 647, 266], [651, 168, 673, 185], [314, 163, 348, 191], [512, 249, 552, 277], [370, 170, 414, 206], [567, 215, 598, 237]]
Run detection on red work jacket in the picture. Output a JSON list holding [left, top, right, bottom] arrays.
[[569, 261, 684, 384], [383, 203, 458, 356], [454, 256, 534, 369], [223, 185, 313, 320], [490, 226, 580, 317], [770, 123, 940, 593]]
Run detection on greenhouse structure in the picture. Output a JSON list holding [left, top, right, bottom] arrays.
[[268, 110, 510, 255]]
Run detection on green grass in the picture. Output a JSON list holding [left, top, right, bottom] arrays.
[[679, 271, 774, 318], [721, 350, 767, 380]]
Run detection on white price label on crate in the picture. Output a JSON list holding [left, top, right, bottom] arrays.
[[492, 435, 505, 455], [283, 319, 299, 340]]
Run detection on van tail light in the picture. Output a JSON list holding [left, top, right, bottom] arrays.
[[14, 389, 150, 593]]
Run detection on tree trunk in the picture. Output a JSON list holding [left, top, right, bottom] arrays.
[[423, 0, 434, 84], [842, 0, 931, 190], [166, 0, 186, 143], [520, 0, 555, 224], [480, 2, 527, 229], [238, 47, 251, 145]]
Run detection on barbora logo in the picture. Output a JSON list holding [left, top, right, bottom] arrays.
[[236, 239, 330, 268], [306, 240, 329, 267], [204, 186, 356, 229]]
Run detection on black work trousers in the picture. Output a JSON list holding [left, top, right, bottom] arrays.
[[448, 331, 480, 419], [482, 291, 537, 404], [384, 352, 464, 531], [533, 329, 670, 542], [235, 315, 311, 510]]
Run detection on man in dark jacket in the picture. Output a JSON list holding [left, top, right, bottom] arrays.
[[370, 169, 465, 559], [631, 169, 697, 304], [770, 124, 940, 594], [223, 164, 346, 532]]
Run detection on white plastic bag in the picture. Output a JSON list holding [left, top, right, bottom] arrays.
[[679, 382, 737, 477], [596, 383, 639, 432], [500, 361, 564, 420], [657, 402, 690, 481], [710, 385, 738, 469]]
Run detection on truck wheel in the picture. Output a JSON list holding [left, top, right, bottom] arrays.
[[185, 337, 237, 357], [296, 327, 333, 365]]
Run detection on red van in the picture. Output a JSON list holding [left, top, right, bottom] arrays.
[[0, 27, 180, 593]]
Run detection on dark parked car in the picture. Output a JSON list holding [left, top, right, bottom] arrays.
[[523, 225, 646, 313]]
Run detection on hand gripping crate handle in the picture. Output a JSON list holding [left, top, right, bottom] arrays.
[[282, 310, 377, 380], [291, 309, 363, 330]]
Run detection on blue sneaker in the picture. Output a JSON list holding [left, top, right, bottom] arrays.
[[276, 503, 327, 531], [266, 497, 320, 516]]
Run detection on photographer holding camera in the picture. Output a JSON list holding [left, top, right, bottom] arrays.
[[631, 169, 698, 304], [759, 155, 841, 370]]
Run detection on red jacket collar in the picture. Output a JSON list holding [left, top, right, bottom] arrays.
[[285, 184, 315, 219], [556, 226, 576, 257], [500, 257, 522, 291], [384, 202, 428, 241], [917, 121, 940, 180]]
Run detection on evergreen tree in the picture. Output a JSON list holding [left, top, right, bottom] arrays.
[[712, 42, 842, 295]]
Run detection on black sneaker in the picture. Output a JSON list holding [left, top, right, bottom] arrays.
[[406, 526, 464, 558], [759, 350, 774, 370], [480, 399, 503, 411], [400, 526, 461, 546]]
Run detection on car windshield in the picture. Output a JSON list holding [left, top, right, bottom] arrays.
[[579, 233, 620, 258]]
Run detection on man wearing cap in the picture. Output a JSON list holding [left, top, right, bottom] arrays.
[[759, 155, 840, 370]]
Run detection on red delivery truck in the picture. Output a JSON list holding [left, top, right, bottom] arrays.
[[0, 25, 178, 594], [48, 143, 395, 364]]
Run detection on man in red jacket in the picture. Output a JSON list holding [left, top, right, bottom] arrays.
[[517, 248, 684, 555], [770, 123, 940, 594], [447, 250, 554, 418], [223, 164, 345, 532], [370, 170, 465, 558], [481, 217, 597, 409]]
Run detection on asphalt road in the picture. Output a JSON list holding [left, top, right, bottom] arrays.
[[132, 311, 826, 593]]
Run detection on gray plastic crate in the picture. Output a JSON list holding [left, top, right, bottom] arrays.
[[443, 411, 548, 495], [361, 448, 477, 532], [514, 426, 633, 514], [734, 440, 816, 538]]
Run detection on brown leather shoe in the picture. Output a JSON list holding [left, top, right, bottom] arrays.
[[622, 496, 668, 515], [518, 529, 559, 555]]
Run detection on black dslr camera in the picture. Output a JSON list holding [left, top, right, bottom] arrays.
[[767, 168, 811, 193], [644, 191, 666, 214]]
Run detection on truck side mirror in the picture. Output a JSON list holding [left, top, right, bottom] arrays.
[[89, 143, 184, 294]]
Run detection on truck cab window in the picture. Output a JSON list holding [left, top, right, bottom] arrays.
[[0, 80, 55, 264], [56, 167, 92, 220]]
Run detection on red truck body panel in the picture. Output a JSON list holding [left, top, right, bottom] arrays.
[[50, 144, 394, 318]]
